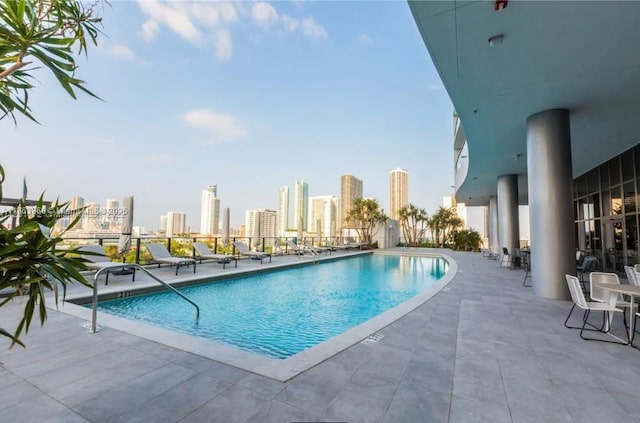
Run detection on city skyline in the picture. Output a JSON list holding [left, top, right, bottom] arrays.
[[2, 2, 456, 230]]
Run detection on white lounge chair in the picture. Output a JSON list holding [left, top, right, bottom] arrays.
[[80, 244, 136, 285], [303, 240, 332, 254], [286, 239, 306, 255], [233, 241, 272, 264], [192, 242, 237, 269], [146, 243, 196, 275]]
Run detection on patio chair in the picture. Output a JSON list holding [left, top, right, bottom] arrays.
[[624, 266, 640, 287], [577, 256, 598, 293], [564, 274, 627, 344], [233, 241, 272, 264], [80, 244, 136, 285], [590, 272, 637, 326], [145, 243, 196, 275], [192, 242, 237, 269], [500, 247, 514, 268]]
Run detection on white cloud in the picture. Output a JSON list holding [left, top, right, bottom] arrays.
[[252, 2, 278, 27], [356, 33, 373, 45], [137, 0, 328, 61], [300, 17, 328, 40], [109, 44, 136, 61], [143, 153, 173, 164], [214, 29, 233, 62], [184, 109, 247, 143], [140, 20, 159, 42], [138, 0, 203, 44]]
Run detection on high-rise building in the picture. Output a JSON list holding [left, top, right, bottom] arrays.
[[309, 195, 339, 237], [245, 209, 277, 246], [294, 180, 308, 231], [200, 185, 220, 235], [166, 211, 186, 237], [340, 174, 363, 229], [159, 215, 168, 232], [277, 186, 289, 236], [389, 168, 409, 220], [104, 198, 119, 230], [82, 202, 100, 231], [70, 196, 85, 229], [443, 195, 467, 228]]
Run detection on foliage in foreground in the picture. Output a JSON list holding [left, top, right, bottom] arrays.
[[0, 166, 92, 347], [0, 0, 104, 346], [0, 0, 103, 123]]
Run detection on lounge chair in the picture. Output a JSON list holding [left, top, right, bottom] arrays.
[[145, 243, 196, 275], [286, 239, 306, 255], [233, 241, 272, 264], [303, 240, 332, 254], [192, 242, 237, 269], [80, 244, 136, 285], [345, 237, 366, 249]]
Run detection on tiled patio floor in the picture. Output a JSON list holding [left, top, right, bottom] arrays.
[[1, 249, 639, 422]]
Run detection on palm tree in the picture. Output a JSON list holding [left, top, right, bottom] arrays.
[[398, 204, 429, 247], [345, 198, 388, 246], [430, 206, 464, 247]]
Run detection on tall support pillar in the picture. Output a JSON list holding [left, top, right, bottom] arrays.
[[489, 195, 499, 253], [497, 175, 519, 260], [527, 109, 574, 300]]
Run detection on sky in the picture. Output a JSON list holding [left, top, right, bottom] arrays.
[[1, 0, 474, 232]]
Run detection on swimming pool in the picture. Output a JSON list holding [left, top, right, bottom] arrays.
[[94, 254, 448, 359]]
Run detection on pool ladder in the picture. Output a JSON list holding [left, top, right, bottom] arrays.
[[89, 264, 200, 333]]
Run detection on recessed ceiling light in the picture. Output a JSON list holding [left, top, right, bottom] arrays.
[[488, 34, 505, 46]]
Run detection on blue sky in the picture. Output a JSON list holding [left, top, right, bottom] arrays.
[[1, 0, 461, 231]]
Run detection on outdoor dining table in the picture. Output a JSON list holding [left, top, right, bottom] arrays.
[[595, 282, 640, 345]]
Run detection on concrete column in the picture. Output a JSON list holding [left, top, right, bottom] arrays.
[[527, 109, 574, 300], [497, 175, 519, 260], [489, 195, 499, 253]]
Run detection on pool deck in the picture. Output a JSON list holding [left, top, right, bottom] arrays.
[[2, 248, 640, 422]]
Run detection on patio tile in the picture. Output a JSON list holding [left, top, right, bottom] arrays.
[[178, 385, 270, 423], [71, 364, 197, 422], [383, 380, 450, 423], [449, 394, 511, 423], [321, 380, 398, 423], [109, 373, 230, 423]]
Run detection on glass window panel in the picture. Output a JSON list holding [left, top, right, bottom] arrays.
[[611, 186, 622, 216], [587, 169, 599, 194], [624, 181, 637, 215], [573, 200, 578, 222], [622, 149, 635, 182], [583, 197, 594, 220], [625, 215, 638, 266], [578, 197, 587, 220], [602, 189, 611, 216], [592, 193, 601, 218], [577, 220, 587, 251], [600, 162, 610, 189], [610, 156, 621, 186], [593, 219, 602, 258]]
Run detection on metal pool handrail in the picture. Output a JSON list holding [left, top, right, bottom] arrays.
[[90, 264, 200, 333]]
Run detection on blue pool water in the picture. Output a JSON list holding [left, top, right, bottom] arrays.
[[96, 254, 448, 359]]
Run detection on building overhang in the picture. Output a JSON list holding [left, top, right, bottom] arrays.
[[409, 1, 640, 206]]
